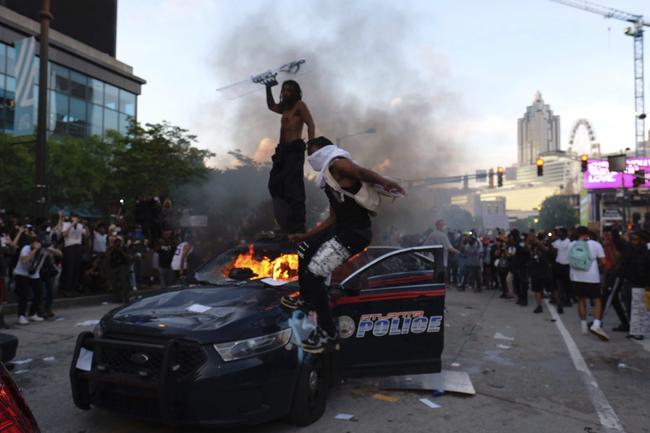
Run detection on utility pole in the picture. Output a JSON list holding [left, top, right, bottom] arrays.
[[35, 0, 51, 218]]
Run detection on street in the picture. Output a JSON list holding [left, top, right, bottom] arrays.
[[3, 288, 649, 433]]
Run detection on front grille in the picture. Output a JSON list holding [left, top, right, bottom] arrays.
[[97, 338, 207, 380], [101, 345, 164, 379]]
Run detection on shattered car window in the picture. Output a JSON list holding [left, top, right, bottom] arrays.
[[194, 243, 299, 284]]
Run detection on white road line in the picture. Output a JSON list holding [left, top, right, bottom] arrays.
[[544, 300, 626, 433]]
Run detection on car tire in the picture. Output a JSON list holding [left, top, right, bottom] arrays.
[[285, 352, 331, 426]]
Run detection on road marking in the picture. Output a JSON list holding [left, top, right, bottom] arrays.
[[545, 300, 626, 433]]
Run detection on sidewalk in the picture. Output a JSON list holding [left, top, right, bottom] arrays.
[[1, 284, 162, 318]]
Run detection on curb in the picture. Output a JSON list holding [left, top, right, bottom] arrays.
[[1, 286, 163, 316]]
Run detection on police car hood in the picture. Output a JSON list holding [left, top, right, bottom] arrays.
[[105, 285, 294, 343]]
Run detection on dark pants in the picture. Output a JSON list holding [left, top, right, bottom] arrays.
[[42, 276, 54, 313], [268, 140, 306, 234], [298, 228, 370, 335], [514, 269, 528, 304], [15, 275, 43, 317], [448, 257, 458, 284], [553, 263, 571, 304], [462, 265, 480, 291], [602, 275, 628, 328], [62, 244, 83, 292]]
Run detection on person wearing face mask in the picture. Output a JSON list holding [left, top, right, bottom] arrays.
[[423, 219, 460, 284], [281, 136, 405, 353]]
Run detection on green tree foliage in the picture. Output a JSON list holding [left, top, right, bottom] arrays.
[[539, 195, 578, 232], [0, 134, 34, 212], [0, 120, 214, 217], [111, 121, 214, 203]]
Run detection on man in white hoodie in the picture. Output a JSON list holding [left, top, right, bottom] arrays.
[[281, 136, 405, 353]]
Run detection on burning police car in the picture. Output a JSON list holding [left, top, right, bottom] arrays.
[[70, 241, 445, 426]]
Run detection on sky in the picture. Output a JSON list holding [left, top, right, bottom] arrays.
[[116, 0, 650, 178]]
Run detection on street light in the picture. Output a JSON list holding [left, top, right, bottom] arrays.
[[335, 128, 376, 146]]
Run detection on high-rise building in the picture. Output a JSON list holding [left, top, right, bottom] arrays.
[[0, 0, 145, 138], [517, 91, 560, 166]]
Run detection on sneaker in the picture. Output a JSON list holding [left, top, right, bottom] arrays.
[[28, 314, 44, 322], [281, 294, 308, 311], [533, 305, 543, 314], [301, 328, 338, 354], [17, 315, 29, 325], [557, 305, 564, 314], [581, 322, 588, 334], [590, 325, 609, 341]]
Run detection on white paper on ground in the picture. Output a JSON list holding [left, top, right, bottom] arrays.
[[186, 304, 211, 313], [75, 320, 100, 327], [497, 344, 512, 350], [260, 278, 290, 287], [12, 358, 32, 365], [450, 362, 461, 367], [55, 317, 65, 321], [419, 398, 441, 409], [494, 332, 514, 341], [43, 356, 56, 362], [75, 348, 93, 371], [13, 369, 28, 375], [334, 413, 355, 420]]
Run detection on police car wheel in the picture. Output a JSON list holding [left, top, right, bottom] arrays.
[[286, 353, 330, 426]]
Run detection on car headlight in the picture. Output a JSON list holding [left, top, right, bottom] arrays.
[[92, 323, 103, 338], [213, 328, 292, 362]]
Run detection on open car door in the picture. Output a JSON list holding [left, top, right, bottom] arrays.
[[332, 246, 445, 378]]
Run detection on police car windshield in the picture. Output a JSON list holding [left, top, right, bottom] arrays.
[[194, 243, 299, 285]]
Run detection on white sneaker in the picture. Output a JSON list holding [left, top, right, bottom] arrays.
[[581, 322, 588, 334], [590, 325, 609, 341], [18, 315, 29, 325], [28, 314, 44, 322]]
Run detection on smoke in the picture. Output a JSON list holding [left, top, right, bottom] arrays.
[[185, 1, 466, 250]]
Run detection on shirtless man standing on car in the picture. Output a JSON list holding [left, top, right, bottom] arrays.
[[265, 79, 315, 236]]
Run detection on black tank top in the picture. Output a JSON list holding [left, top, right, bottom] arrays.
[[325, 182, 372, 234]]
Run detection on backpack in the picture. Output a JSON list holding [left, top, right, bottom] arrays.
[[323, 164, 381, 215], [569, 240, 593, 271]]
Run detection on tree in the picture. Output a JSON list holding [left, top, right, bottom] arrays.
[[539, 195, 578, 232], [108, 121, 215, 208]]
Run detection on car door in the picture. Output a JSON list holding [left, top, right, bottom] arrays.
[[333, 246, 445, 378]]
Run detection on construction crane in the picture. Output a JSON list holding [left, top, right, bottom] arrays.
[[550, 0, 650, 156]]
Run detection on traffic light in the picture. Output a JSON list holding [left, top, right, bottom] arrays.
[[536, 158, 544, 176], [633, 170, 645, 187], [581, 154, 588, 173], [497, 166, 504, 187]]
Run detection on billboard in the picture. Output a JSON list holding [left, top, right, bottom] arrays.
[[583, 158, 650, 189], [13, 37, 37, 136]]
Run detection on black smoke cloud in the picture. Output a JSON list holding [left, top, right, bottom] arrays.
[[184, 1, 466, 249]]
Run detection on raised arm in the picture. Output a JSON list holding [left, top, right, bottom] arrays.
[[266, 84, 282, 114], [330, 158, 406, 195]]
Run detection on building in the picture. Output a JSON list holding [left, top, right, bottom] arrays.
[[517, 91, 560, 166], [0, 0, 145, 139]]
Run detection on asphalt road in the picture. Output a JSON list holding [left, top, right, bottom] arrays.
[[3, 288, 649, 433]]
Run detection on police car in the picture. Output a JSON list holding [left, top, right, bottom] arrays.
[[70, 241, 445, 426]]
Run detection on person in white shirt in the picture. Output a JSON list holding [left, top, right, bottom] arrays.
[[13, 237, 46, 325], [57, 211, 88, 295], [423, 219, 460, 283], [171, 234, 193, 277], [551, 227, 572, 314], [569, 226, 607, 340]]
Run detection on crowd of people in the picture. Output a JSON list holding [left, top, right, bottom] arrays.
[[0, 198, 198, 327], [415, 219, 649, 342]]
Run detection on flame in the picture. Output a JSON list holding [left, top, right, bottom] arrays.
[[224, 245, 299, 281]]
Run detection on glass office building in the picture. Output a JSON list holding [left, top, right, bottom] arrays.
[[0, 2, 145, 139]]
